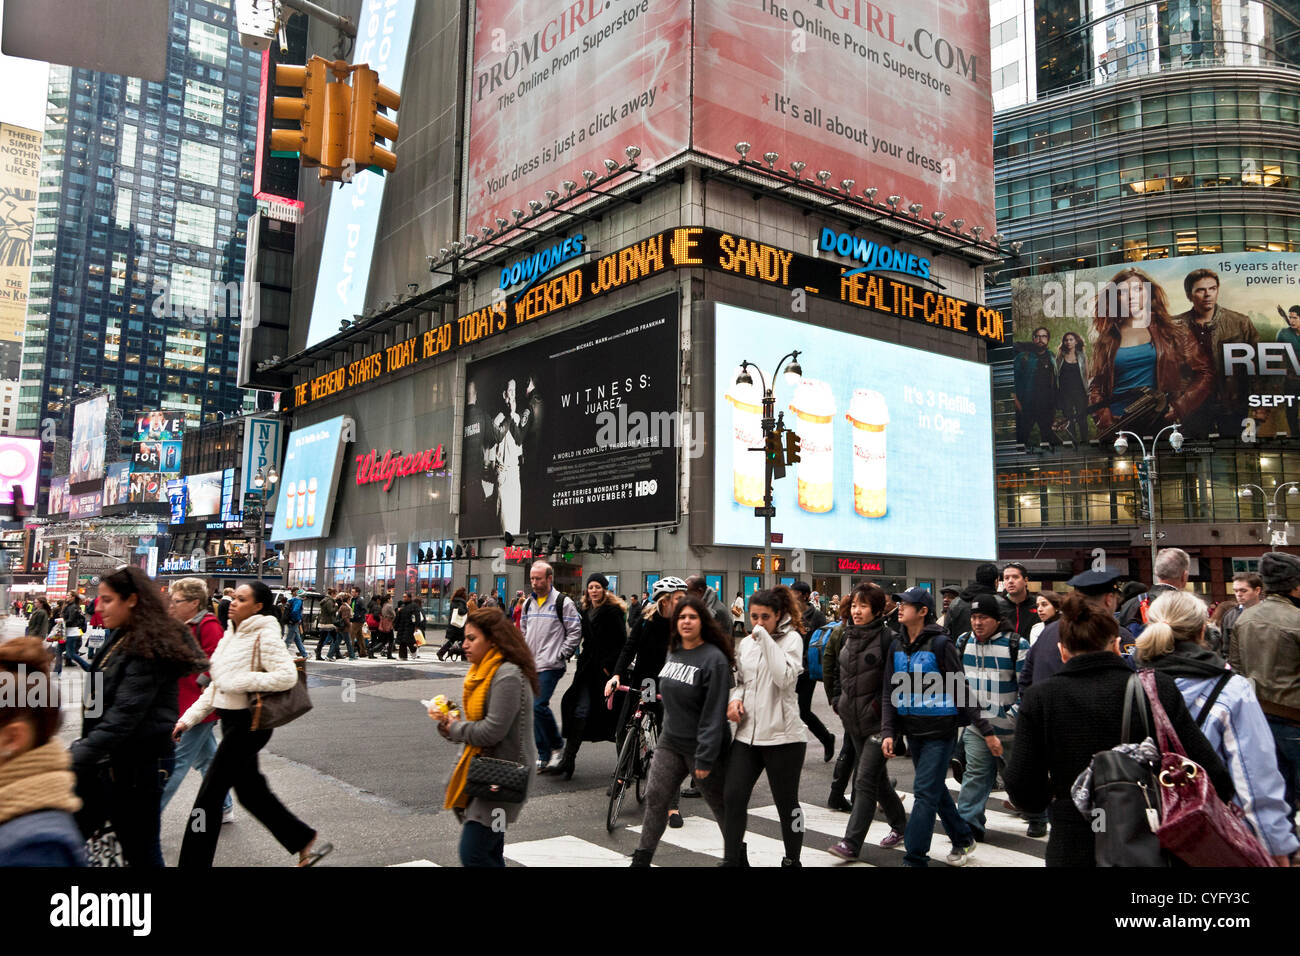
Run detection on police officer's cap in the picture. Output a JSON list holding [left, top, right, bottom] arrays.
[[1065, 568, 1124, 596]]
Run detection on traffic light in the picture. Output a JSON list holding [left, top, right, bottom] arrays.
[[270, 56, 329, 165], [318, 64, 353, 184], [347, 65, 401, 176], [785, 430, 801, 465], [764, 430, 786, 479]]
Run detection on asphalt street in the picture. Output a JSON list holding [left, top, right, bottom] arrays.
[[5, 616, 1049, 867]]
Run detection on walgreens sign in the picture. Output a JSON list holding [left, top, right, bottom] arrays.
[[355, 445, 447, 492]]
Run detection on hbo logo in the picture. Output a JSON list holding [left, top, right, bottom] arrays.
[[634, 480, 658, 497]]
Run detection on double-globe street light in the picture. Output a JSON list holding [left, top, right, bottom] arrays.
[[734, 351, 803, 589], [251, 465, 279, 584], [1237, 481, 1300, 546], [1114, 423, 1184, 574]]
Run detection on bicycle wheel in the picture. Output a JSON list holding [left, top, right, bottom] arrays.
[[606, 724, 639, 832], [635, 714, 657, 804]]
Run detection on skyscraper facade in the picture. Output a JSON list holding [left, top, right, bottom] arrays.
[[18, 0, 261, 499]]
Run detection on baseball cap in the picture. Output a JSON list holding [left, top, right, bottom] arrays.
[[893, 586, 935, 616]]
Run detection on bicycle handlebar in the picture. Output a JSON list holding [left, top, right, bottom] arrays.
[[606, 684, 662, 709]]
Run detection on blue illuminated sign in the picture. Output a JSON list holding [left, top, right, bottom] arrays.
[[500, 234, 586, 293], [818, 228, 933, 284]]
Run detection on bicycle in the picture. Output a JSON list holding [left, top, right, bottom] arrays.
[[605, 683, 661, 832]]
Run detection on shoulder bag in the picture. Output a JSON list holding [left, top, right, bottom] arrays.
[[1137, 670, 1275, 867], [465, 674, 529, 803], [247, 632, 313, 732]]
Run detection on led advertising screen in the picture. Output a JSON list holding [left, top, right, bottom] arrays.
[[459, 294, 680, 538], [134, 410, 184, 440], [129, 471, 170, 504], [186, 470, 224, 518], [102, 460, 132, 507], [0, 124, 40, 349], [693, 0, 995, 232], [167, 477, 187, 525], [47, 475, 69, 515], [1007, 251, 1300, 449], [303, 0, 416, 350], [68, 491, 102, 519], [69, 394, 108, 486], [0, 436, 40, 508], [464, 0, 690, 237], [132, 440, 182, 473], [270, 416, 351, 543], [712, 303, 995, 560]]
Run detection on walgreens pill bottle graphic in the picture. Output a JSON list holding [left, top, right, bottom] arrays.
[[285, 483, 296, 529], [295, 479, 307, 528], [306, 477, 317, 526], [846, 389, 889, 518], [725, 374, 765, 508], [788, 378, 835, 513]]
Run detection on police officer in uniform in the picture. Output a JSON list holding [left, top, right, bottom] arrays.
[[1019, 568, 1126, 693]]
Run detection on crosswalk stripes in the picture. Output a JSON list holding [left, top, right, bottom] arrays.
[[629, 814, 855, 867], [503, 834, 641, 867], [388, 859, 440, 867]]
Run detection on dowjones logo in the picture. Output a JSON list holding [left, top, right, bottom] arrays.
[[501, 234, 587, 295], [818, 227, 934, 284]]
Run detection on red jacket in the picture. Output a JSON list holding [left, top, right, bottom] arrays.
[[179, 612, 225, 724]]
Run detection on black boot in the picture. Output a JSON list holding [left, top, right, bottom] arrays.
[[630, 848, 654, 868], [558, 718, 585, 780], [718, 842, 750, 867], [781, 856, 802, 867]]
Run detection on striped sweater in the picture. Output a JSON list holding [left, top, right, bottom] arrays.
[[958, 630, 1029, 732]]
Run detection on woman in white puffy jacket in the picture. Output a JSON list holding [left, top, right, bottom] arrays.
[[172, 581, 332, 868], [722, 585, 807, 867]]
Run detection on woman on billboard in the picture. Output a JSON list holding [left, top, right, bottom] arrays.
[[1087, 268, 1212, 438], [1055, 331, 1089, 444], [492, 379, 524, 536]]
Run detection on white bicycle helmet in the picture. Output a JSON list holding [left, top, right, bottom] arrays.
[[651, 576, 688, 602]]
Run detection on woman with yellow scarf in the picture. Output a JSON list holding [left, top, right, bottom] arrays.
[[436, 607, 538, 867]]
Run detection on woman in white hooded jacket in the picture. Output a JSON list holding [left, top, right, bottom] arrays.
[[172, 582, 332, 868], [722, 585, 807, 867]]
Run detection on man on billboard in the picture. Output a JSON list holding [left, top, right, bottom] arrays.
[[1176, 267, 1260, 436], [1012, 327, 1060, 447], [462, 379, 499, 523], [1278, 305, 1300, 436], [519, 372, 545, 519]]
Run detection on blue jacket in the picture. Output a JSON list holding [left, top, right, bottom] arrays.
[[0, 810, 87, 867], [881, 623, 994, 740], [1174, 671, 1299, 857], [287, 597, 303, 623]]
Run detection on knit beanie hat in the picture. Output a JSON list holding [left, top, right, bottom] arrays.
[[1260, 551, 1300, 594], [586, 572, 610, 590]]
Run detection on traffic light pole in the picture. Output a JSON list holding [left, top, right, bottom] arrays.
[[762, 395, 775, 591], [280, 0, 356, 38]]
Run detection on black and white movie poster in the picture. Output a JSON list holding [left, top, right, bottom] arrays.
[[460, 294, 680, 538]]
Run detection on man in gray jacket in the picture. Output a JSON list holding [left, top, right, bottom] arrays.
[[685, 575, 733, 634], [520, 561, 583, 772]]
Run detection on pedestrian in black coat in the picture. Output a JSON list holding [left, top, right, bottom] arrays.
[[1005, 591, 1233, 867], [393, 593, 421, 661], [557, 575, 627, 779]]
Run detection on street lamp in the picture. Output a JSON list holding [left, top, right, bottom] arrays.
[[1114, 423, 1184, 574], [251, 465, 279, 583], [1238, 481, 1300, 546], [734, 351, 804, 589]]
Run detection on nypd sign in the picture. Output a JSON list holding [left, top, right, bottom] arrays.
[[242, 417, 283, 496]]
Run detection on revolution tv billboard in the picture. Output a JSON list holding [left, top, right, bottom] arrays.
[[712, 303, 995, 560], [459, 293, 680, 538], [270, 416, 352, 543], [102, 460, 132, 508], [692, 0, 995, 232], [1006, 251, 1300, 449]]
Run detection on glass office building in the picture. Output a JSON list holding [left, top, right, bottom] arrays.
[[987, 0, 1300, 595], [19, 0, 261, 493]]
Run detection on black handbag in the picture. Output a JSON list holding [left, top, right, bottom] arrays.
[[247, 632, 313, 731], [465, 676, 529, 803], [1087, 673, 1168, 867]]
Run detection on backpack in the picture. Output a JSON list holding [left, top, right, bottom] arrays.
[[956, 630, 1022, 671], [806, 623, 837, 681], [555, 592, 593, 651]]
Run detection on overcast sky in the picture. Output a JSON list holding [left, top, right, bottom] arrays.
[[0, 0, 49, 132]]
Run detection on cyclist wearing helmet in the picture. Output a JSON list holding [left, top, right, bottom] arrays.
[[606, 577, 689, 825]]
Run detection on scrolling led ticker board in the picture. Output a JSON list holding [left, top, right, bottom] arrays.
[[291, 226, 1004, 409]]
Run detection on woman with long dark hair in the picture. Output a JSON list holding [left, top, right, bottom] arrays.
[[73, 565, 208, 867], [630, 597, 734, 865], [1087, 267, 1212, 432], [1055, 331, 1089, 443], [436, 607, 538, 867], [722, 584, 807, 866], [174, 581, 332, 867], [557, 574, 626, 780]]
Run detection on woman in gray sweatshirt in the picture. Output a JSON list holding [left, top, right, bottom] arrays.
[[630, 596, 734, 866]]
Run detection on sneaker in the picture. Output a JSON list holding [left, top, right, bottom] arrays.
[[222, 806, 235, 824], [950, 757, 965, 784], [945, 841, 976, 865], [536, 759, 549, 773], [1026, 820, 1048, 838], [879, 829, 904, 849], [545, 750, 564, 771], [827, 840, 859, 861]]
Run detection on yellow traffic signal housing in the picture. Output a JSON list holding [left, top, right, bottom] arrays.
[[347, 66, 401, 175], [318, 66, 352, 184], [785, 430, 801, 464], [269, 56, 328, 165]]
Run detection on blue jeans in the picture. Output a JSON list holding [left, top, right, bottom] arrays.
[[326, 628, 355, 659], [160, 722, 232, 814], [459, 820, 505, 867], [285, 622, 306, 657], [1268, 715, 1300, 827], [63, 637, 92, 671], [534, 667, 565, 760], [903, 733, 973, 867], [956, 727, 1046, 834]]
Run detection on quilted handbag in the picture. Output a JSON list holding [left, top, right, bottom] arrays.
[[85, 824, 126, 867], [1137, 671, 1275, 868], [247, 634, 313, 732], [465, 677, 529, 803]]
